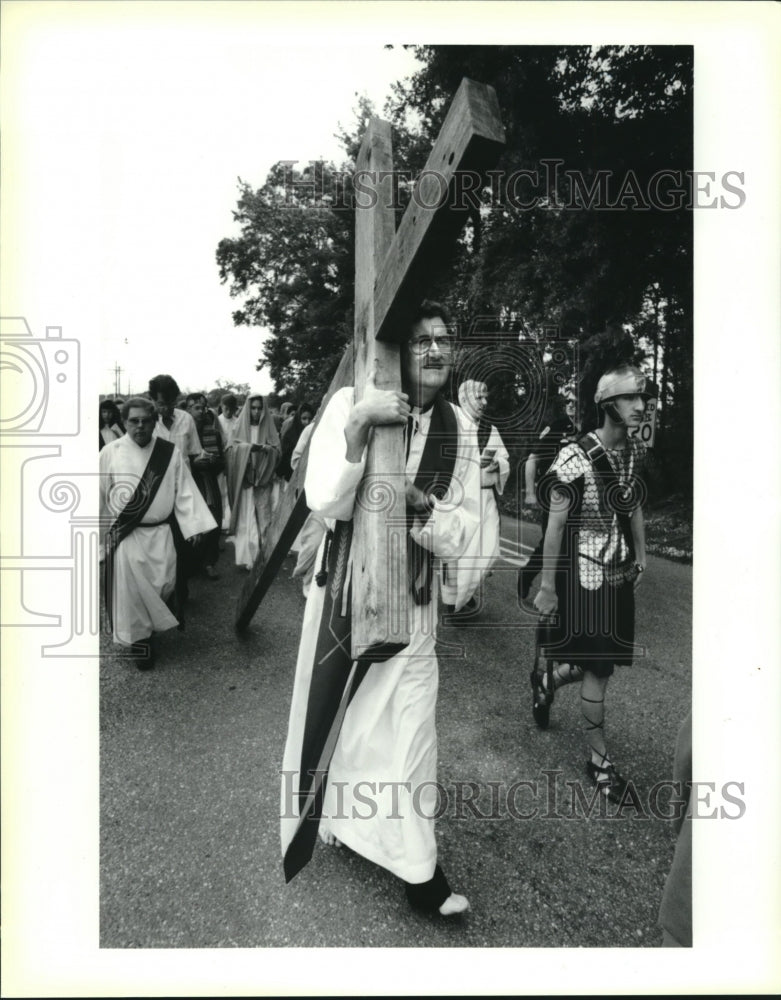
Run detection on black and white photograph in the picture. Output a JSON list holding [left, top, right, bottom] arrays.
[[1, 1, 779, 996]]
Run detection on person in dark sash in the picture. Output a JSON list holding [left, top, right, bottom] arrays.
[[185, 392, 224, 580], [99, 398, 217, 668], [531, 365, 650, 800], [280, 301, 483, 916], [149, 373, 202, 467]]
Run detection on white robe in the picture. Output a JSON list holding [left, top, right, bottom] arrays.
[[441, 419, 510, 607], [280, 387, 483, 883], [230, 424, 276, 569], [218, 414, 239, 529], [99, 435, 217, 645], [152, 407, 202, 459]]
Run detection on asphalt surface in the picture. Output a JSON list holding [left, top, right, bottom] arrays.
[[100, 518, 692, 949]]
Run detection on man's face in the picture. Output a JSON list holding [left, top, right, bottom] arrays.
[[125, 407, 156, 447], [470, 383, 488, 418], [249, 398, 262, 424], [224, 402, 237, 419], [153, 394, 175, 421], [188, 400, 205, 424], [403, 315, 453, 402], [300, 411, 312, 427], [612, 394, 646, 426]]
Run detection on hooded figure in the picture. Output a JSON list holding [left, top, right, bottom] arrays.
[[442, 380, 510, 613], [226, 392, 281, 569]]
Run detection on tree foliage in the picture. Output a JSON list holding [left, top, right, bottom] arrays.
[[216, 162, 356, 402], [216, 44, 693, 493]]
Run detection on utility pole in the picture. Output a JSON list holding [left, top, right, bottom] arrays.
[[113, 362, 123, 397]]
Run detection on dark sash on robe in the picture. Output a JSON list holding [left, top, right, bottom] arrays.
[[102, 438, 176, 631], [476, 416, 501, 504], [282, 394, 459, 884]]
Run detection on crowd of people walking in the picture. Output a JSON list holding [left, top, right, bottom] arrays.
[[99, 322, 688, 944], [99, 376, 316, 667]]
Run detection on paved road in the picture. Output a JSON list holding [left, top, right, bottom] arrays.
[[100, 518, 691, 949]]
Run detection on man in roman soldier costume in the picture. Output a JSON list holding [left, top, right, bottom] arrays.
[[531, 358, 651, 801]]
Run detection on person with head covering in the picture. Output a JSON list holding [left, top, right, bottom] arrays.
[[531, 363, 650, 801], [280, 300, 483, 917], [277, 402, 315, 482], [99, 399, 125, 450], [444, 380, 511, 618], [225, 392, 280, 570], [275, 401, 294, 433]]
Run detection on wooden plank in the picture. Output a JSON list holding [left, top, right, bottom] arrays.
[[234, 345, 353, 631], [351, 119, 409, 660], [373, 78, 506, 343], [234, 78, 506, 635]]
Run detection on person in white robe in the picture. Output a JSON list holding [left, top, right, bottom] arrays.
[[148, 373, 203, 463], [281, 302, 483, 916], [443, 380, 511, 613], [288, 419, 326, 597], [99, 398, 217, 666], [217, 394, 240, 530], [225, 392, 280, 570]]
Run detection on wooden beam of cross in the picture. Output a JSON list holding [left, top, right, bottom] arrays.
[[350, 117, 408, 658], [235, 78, 505, 653]]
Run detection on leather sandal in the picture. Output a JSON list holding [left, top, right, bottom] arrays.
[[586, 759, 628, 804]]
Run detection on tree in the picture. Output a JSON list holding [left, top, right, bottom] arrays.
[[216, 161, 358, 403], [216, 44, 693, 493], [383, 44, 692, 492]]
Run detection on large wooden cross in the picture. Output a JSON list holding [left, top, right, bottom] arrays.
[[235, 78, 505, 659]]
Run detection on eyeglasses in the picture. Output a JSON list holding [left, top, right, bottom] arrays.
[[407, 335, 455, 358]]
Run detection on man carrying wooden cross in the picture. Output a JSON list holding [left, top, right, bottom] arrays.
[[281, 300, 484, 916]]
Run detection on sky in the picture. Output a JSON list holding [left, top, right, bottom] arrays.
[[3, 2, 422, 397]]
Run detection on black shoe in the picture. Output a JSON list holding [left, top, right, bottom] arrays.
[[586, 759, 628, 804], [530, 662, 553, 729], [131, 639, 155, 670]]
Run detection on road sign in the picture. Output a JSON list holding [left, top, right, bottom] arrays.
[[628, 396, 658, 447]]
